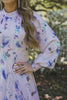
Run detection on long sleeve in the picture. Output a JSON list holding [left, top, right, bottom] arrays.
[[31, 11, 61, 72]]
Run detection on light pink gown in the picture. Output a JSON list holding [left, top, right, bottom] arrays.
[[0, 8, 60, 100]]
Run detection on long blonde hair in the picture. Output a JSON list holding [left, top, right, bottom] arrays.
[[1, 0, 40, 49]]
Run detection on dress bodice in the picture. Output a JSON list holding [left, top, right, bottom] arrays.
[[0, 8, 28, 72]]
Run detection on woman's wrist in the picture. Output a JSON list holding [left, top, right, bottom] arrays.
[[32, 63, 42, 72]]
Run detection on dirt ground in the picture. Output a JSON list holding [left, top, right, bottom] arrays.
[[34, 64, 67, 100]]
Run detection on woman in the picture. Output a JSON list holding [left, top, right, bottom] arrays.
[[0, 0, 60, 100]]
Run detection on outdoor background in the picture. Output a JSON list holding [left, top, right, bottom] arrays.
[[0, 0, 67, 100]]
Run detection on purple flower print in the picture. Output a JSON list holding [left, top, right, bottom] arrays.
[[44, 37, 47, 42], [15, 80, 19, 91], [4, 97, 8, 100], [0, 31, 2, 34], [31, 91, 36, 96], [15, 94, 18, 99], [5, 16, 11, 21], [2, 36, 9, 48], [56, 47, 60, 54], [14, 54, 18, 63], [13, 51, 16, 54], [48, 60, 52, 67], [2, 69, 7, 80], [16, 25, 20, 29], [15, 93, 24, 100], [33, 15, 37, 19], [16, 41, 22, 48], [26, 76, 30, 81], [53, 32, 56, 36], [0, 59, 5, 64], [4, 23, 8, 30], [0, 18, 4, 24], [52, 32, 57, 38], [14, 35, 19, 39]]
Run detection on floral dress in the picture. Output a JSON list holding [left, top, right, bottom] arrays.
[[0, 8, 60, 100]]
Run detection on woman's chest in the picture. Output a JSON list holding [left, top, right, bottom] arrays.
[[0, 16, 27, 49]]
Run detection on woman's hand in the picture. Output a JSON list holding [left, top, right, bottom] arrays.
[[13, 62, 34, 75]]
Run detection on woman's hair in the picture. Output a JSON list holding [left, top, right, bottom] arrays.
[[1, 0, 40, 49]]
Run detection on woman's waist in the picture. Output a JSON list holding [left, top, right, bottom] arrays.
[[3, 57, 29, 74], [0, 53, 28, 69]]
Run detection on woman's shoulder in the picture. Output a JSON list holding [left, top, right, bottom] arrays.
[[32, 10, 45, 23]]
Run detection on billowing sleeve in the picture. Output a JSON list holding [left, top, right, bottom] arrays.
[[31, 11, 61, 72]]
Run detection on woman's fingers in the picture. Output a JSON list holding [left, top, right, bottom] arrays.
[[13, 62, 29, 75], [20, 70, 27, 75], [14, 63, 24, 66], [14, 68, 25, 73], [14, 66, 24, 71]]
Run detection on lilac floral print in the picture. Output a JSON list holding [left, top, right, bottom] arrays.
[[0, 8, 60, 100]]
